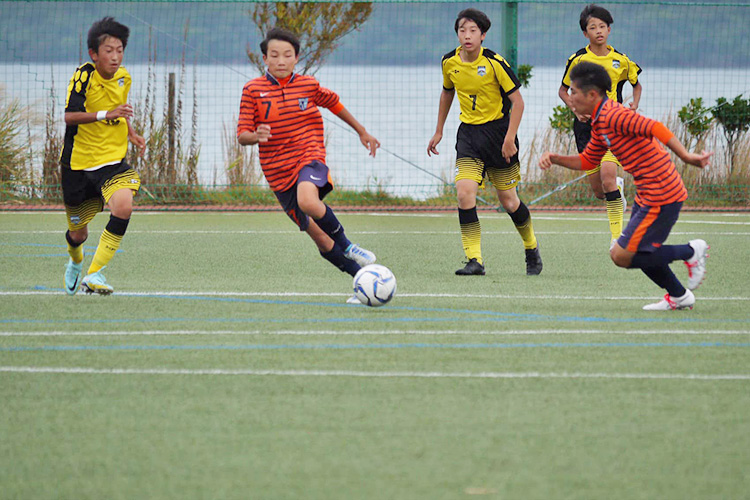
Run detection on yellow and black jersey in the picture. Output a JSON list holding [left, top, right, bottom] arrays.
[[441, 46, 520, 125], [61, 62, 131, 171], [561, 45, 641, 103]]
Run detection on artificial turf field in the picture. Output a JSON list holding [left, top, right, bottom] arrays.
[[1, 209, 749, 499]]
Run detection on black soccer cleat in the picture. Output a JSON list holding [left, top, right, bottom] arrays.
[[456, 258, 485, 276], [525, 246, 543, 275]]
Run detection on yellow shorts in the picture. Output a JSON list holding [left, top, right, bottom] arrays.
[[455, 158, 521, 192], [585, 150, 621, 176]]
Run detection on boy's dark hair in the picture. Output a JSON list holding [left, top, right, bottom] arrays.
[[87, 17, 130, 52], [260, 27, 301, 56], [579, 4, 614, 31], [454, 8, 491, 34], [570, 62, 611, 95]]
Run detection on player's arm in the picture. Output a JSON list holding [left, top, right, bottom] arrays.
[[629, 81, 643, 111], [237, 125, 271, 146], [502, 90, 524, 162], [334, 106, 380, 157], [65, 104, 134, 125], [539, 152, 584, 171], [126, 118, 146, 156], [237, 84, 271, 146], [427, 88, 454, 156], [558, 84, 572, 108], [664, 134, 713, 168]]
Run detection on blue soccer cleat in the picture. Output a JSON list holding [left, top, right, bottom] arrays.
[[64, 258, 84, 296], [80, 267, 114, 295], [344, 243, 376, 267]]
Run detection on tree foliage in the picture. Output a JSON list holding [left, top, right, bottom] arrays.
[[712, 95, 750, 174], [247, 2, 374, 76]]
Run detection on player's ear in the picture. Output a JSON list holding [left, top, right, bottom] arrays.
[[88, 48, 98, 63]]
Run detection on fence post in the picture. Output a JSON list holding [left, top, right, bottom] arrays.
[[502, 1, 518, 73], [167, 72, 176, 187]]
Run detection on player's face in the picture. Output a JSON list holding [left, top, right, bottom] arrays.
[[263, 40, 299, 80], [89, 36, 124, 80], [568, 82, 599, 117], [456, 19, 486, 54], [584, 17, 611, 47]]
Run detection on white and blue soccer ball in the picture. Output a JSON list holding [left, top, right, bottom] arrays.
[[353, 264, 397, 307]]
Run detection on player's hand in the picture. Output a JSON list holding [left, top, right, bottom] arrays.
[[129, 131, 146, 157], [108, 104, 134, 120], [502, 137, 518, 162], [360, 132, 380, 157], [538, 152, 554, 170], [685, 150, 713, 169], [255, 124, 272, 143], [427, 132, 442, 156], [628, 101, 639, 112]]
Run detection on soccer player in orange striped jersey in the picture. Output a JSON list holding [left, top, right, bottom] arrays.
[[237, 28, 381, 298], [540, 62, 713, 311]]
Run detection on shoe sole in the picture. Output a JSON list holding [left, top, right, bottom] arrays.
[[81, 285, 114, 296]]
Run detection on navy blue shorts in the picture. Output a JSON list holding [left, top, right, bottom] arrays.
[[274, 161, 333, 231], [617, 201, 682, 253]]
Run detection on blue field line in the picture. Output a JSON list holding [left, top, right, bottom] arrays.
[[3, 341, 750, 353]]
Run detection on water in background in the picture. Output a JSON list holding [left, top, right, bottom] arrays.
[[6, 63, 750, 199]]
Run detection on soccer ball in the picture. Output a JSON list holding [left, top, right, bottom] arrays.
[[353, 264, 397, 307]]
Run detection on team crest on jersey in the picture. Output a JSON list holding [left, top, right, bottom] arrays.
[[118, 78, 125, 87], [477, 66, 486, 76], [612, 60, 620, 69], [298, 97, 308, 110]]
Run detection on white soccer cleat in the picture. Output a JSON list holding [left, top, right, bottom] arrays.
[[642, 290, 695, 311], [616, 176, 627, 213], [80, 267, 114, 295], [346, 295, 362, 305], [344, 243, 376, 267], [684, 239, 709, 290]]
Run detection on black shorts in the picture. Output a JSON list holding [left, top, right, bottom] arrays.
[[61, 161, 140, 207], [573, 118, 592, 154], [456, 118, 519, 168], [274, 161, 333, 231]]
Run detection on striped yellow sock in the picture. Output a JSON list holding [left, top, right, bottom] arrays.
[[509, 202, 538, 250], [605, 191, 624, 240], [88, 229, 123, 274], [458, 207, 482, 263]]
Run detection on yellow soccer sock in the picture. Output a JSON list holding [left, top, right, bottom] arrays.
[[88, 229, 123, 274], [458, 207, 482, 263], [509, 202, 538, 250], [66, 231, 84, 264], [605, 190, 624, 240]]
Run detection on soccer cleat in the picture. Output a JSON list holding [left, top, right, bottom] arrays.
[[642, 290, 695, 311], [525, 246, 543, 275], [64, 258, 84, 296], [346, 295, 362, 305], [80, 267, 114, 295], [684, 239, 709, 290], [344, 243, 376, 267], [455, 258, 485, 276], [616, 176, 627, 213]]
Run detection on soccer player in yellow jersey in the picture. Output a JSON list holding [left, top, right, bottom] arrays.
[[428, 8, 542, 276], [60, 17, 145, 295], [559, 4, 642, 244]]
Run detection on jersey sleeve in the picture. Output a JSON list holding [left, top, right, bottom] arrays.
[[626, 55, 642, 85], [313, 83, 341, 110], [441, 59, 454, 91], [64, 65, 94, 113], [237, 82, 257, 135], [561, 55, 578, 88], [580, 133, 607, 170], [494, 57, 521, 95]]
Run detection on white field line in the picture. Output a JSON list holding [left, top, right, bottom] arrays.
[[1, 365, 749, 380], [1, 290, 748, 301], [2, 329, 749, 337]]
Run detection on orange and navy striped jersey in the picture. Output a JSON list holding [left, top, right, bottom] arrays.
[[580, 98, 687, 207], [237, 72, 342, 192]]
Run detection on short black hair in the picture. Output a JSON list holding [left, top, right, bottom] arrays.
[[260, 27, 300, 56], [87, 17, 130, 52], [569, 61, 611, 96], [454, 8, 491, 34], [579, 4, 614, 31]]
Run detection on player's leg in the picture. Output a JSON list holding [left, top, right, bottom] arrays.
[[60, 166, 101, 295], [489, 162, 542, 276], [297, 162, 375, 266], [600, 155, 625, 243], [82, 165, 141, 295], [455, 176, 485, 275], [611, 202, 699, 310]]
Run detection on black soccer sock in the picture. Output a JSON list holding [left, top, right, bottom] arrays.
[[629, 245, 693, 269], [508, 201, 538, 250], [314, 205, 351, 250], [641, 266, 687, 298], [320, 242, 360, 277]]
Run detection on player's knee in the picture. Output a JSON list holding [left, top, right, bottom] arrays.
[[610, 249, 629, 268], [68, 228, 88, 244]]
